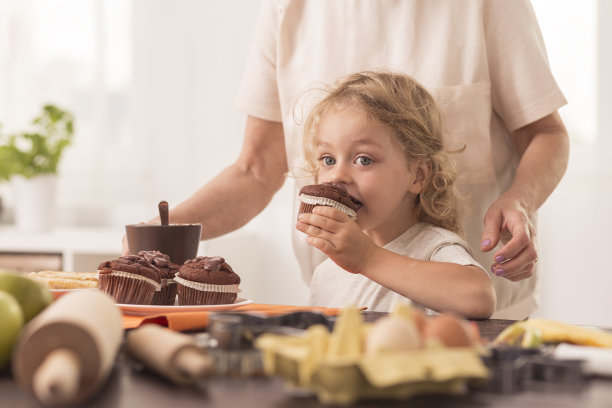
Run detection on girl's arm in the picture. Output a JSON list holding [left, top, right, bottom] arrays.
[[297, 206, 496, 319], [359, 246, 496, 319]]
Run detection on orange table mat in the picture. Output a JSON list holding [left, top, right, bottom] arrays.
[[122, 303, 343, 331]]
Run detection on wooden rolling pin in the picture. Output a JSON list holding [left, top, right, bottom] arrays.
[[126, 324, 212, 385], [12, 290, 123, 407]]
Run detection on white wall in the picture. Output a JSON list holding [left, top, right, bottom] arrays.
[[532, 0, 612, 327]]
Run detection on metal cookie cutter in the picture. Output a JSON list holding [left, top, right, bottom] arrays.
[[481, 346, 585, 394], [194, 311, 335, 377], [206, 311, 335, 349]]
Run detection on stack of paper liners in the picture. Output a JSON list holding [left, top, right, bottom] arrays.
[[255, 307, 488, 406]]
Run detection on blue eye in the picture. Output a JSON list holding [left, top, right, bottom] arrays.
[[356, 156, 373, 166], [320, 156, 336, 166]]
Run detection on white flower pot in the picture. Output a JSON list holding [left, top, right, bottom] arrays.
[[11, 174, 57, 232]]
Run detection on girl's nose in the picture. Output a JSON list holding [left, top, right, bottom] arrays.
[[329, 163, 352, 184]]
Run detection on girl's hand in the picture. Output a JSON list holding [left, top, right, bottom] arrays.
[[296, 206, 377, 274], [480, 197, 538, 281]]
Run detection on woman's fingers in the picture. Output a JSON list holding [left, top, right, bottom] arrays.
[[491, 244, 538, 281]]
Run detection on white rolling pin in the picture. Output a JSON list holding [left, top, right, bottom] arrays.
[[126, 324, 212, 385], [12, 291, 123, 407]]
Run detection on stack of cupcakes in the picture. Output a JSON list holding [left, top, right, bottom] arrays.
[[98, 253, 241, 306]]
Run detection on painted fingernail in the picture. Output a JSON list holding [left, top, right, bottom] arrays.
[[495, 268, 505, 276], [490, 265, 495, 274], [495, 255, 505, 263], [481, 239, 491, 246]]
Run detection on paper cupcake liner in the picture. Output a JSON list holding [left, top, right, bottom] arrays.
[[174, 275, 240, 305], [173, 276, 241, 293], [177, 285, 238, 305], [298, 194, 357, 219], [152, 279, 178, 305], [298, 202, 316, 217], [98, 271, 159, 305]]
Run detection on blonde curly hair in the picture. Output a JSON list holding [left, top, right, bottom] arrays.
[[301, 71, 461, 233]]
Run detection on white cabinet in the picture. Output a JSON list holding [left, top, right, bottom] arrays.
[[0, 226, 125, 272]]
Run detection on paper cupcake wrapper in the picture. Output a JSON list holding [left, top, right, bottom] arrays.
[[152, 279, 178, 305], [98, 272, 159, 305], [174, 276, 242, 293], [177, 286, 237, 306], [298, 194, 357, 219]]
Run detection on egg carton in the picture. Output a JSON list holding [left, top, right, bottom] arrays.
[[480, 346, 585, 394]]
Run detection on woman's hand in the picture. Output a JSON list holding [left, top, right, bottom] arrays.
[[296, 206, 377, 274], [480, 112, 568, 282], [121, 234, 130, 256], [480, 196, 538, 281]]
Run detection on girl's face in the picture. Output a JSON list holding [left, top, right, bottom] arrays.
[[315, 105, 423, 244]]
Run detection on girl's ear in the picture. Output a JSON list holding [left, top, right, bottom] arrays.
[[408, 158, 431, 194]]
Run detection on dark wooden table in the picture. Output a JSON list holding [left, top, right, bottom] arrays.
[[2, 317, 612, 408]]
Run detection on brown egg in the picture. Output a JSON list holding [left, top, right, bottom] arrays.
[[412, 309, 426, 335], [466, 321, 483, 345], [365, 315, 421, 355], [423, 313, 473, 348]]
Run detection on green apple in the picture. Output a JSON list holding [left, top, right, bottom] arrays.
[[0, 271, 53, 322], [0, 290, 24, 370]]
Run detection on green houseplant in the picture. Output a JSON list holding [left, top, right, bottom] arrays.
[[0, 104, 74, 231], [0, 104, 74, 182]]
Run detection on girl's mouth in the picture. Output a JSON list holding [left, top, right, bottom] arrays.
[[349, 195, 363, 211]]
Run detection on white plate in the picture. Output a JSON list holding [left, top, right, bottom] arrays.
[[117, 297, 252, 316]]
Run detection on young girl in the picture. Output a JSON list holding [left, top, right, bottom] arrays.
[[295, 71, 496, 319]]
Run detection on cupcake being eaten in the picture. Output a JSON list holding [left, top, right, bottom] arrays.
[[298, 182, 361, 220], [138, 250, 179, 305], [175, 256, 241, 305], [98, 255, 161, 304]]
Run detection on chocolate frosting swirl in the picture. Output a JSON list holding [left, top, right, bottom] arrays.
[[178, 256, 240, 285], [138, 250, 179, 279], [98, 255, 161, 283]]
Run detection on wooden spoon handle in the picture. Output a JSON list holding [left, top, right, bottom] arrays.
[[158, 201, 169, 225]]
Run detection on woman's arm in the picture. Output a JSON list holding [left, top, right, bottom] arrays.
[[168, 115, 287, 239], [480, 111, 570, 280], [123, 116, 287, 254], [360, 247, 496, 319]]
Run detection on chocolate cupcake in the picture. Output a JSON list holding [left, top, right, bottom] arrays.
[[98, 255, 161, 304], [138, 250, 180, 305], [175, 256, 241, 305], [298, 182, 361, 219]]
